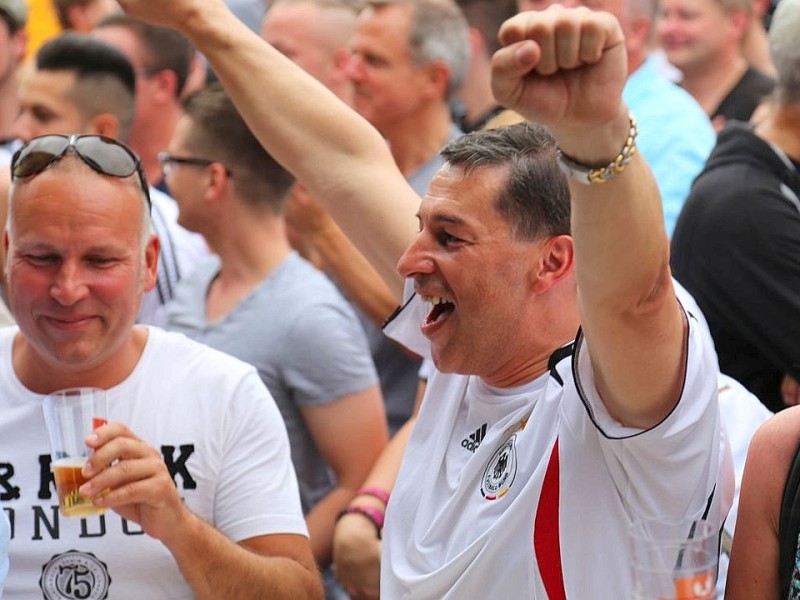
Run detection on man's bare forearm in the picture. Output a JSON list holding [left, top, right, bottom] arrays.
[[165, 510, 323, 600], [123, 0, 418, 289]]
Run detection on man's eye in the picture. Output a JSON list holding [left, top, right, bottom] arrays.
[[26, 255, 57, 265], [31, 108, 55, 124], [438, 232, 462, 246], [87, 257, 116, 268]]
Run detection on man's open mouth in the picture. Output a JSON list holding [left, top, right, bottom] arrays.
[[422, 295, 455, 326]]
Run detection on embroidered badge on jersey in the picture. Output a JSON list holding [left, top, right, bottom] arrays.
[[39, 550, 111, 600], [481, 435, 518, 500]]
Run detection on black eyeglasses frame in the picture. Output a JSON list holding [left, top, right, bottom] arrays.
[[158, 152, 233, 176]]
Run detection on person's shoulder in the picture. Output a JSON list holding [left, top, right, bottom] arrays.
[[276, 255, 353, 307], [691, 124, 792, 208], [740, 67, 776, 95], [145, 326, 257, 376], [749, 407, 800, 468]]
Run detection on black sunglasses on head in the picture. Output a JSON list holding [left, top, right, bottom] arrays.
[[11, 134, 151, 212]]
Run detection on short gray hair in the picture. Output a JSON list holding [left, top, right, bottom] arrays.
[[368, 0, 470, 100], [769, 0, 800, 104]]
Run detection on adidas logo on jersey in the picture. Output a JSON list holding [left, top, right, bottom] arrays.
[[461, 423, 487, 453]]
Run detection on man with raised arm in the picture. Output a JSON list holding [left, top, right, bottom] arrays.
[[115, 1, 732, 596]]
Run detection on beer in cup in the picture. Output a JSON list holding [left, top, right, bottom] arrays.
[[42, 388, 108, 517]]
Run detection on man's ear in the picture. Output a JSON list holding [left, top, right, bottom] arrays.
[[87, 113, 121, 139], [419, 60, 451, 101], [142, 233, 160, 293], [468, 26, 485, 61], [10, 29, 26, 63], [530, 234, 574, 294], [204, 162, 231, 202], [150, 69, 180, 102], [729, 7, 750, 40]]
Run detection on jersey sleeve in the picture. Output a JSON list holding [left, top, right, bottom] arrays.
[[570, 294, 734, 523]]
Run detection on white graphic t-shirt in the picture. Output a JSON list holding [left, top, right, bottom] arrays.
[[0, 326, 307, 599]]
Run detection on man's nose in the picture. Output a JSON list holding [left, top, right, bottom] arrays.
[[396, 234, 435, 279], [50, 263, 89, 305], [343, 53, 364, 82]]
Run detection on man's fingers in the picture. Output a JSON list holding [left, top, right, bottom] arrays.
[[491, 41, 540, 106], [498, 6, 623, 72], [80, 455, 169, 502]]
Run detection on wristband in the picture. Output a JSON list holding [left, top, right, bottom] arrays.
[[558, 114, 638, 185], [356, 486, 390, 506], [338, 504, 385, 538]]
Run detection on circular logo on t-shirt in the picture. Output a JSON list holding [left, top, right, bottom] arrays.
[[39, 550, 111, 600], [481, 435, 518, 500]]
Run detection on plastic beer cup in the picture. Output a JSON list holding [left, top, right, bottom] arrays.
[[42, 388, 108, 517]]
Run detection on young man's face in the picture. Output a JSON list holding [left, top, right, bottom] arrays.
[[161, 116, 209, 234], [14, 70, 89, 141], [5, 160, 157, 375]]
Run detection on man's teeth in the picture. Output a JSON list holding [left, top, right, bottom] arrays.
[[423, 296, 450, 305]]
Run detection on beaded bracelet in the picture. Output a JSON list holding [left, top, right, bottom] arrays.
[[337, 505, 385, 539], [356, 486, 390, 506]]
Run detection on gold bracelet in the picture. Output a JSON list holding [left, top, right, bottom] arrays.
[[558, 115, 638, 185]]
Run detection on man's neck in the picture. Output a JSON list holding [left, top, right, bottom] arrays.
[[204, 211, 292, 323], [757, 104, 800, 161], [12, 327, 149, 394], [379, 104, 454, 176], [679, 54, 747, 116]]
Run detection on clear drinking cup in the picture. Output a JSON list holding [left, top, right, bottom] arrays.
[[42, 387, 108, 517], [629, 518, 719, 600]]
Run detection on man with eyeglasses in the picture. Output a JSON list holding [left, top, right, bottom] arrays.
[[0, 134, 323, 598], [161, 82, 388, 600]]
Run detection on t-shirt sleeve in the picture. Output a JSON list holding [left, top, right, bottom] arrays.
[[214, 370, 308, 542], [282, 302, 379, 407]]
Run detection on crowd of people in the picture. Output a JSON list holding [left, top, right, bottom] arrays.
[[0, 0, 796, 598]]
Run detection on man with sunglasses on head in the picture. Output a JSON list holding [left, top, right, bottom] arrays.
[[10, 32, 208, 327], [0, 133, 324, 598]]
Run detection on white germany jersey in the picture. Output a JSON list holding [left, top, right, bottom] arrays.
[[382, 291, 733, 598]]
